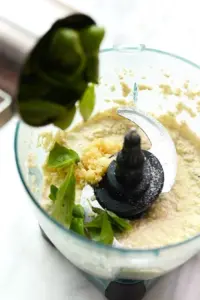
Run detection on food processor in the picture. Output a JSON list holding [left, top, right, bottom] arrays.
[[13, 47, 200, 299], [2, 5, 200, 300]]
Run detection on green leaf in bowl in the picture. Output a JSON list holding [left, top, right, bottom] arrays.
[[49, 184, 58, 202], [92, 206, 104, 215], [52, 164, 75, 227], [70, 217, 85, 236], [84, 214, 103, 228], [99, 212, 114, 245], [47, 143, 80, 168], [87, 227, 101, 242], [79, 83, 95, 121], [107, 211, 132, 232], [72, 204, 85, 218]]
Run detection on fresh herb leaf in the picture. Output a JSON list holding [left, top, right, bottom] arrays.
[[49, 185, 58, 202], [18, 22, 105, 130], [47, 143, 80, 168], [54, 106, 76, 130], [50, 28, 85, 76], [80, 26, 105, 54], [84, 214, 103, 228], [51, 165, 75, 227], [19, 99, 67, 127], [107, 211, 131, 232], [91, 207, 131, 233], [73, 204, 85, 218], [87, 227, 101, 242], [99, 212, 114, 245], [70, 217, 85, 236], [79, 83, 95, 121], [92, 206, 104, 215], [84, 55, 99, 83], [85, 212, 114, 245]]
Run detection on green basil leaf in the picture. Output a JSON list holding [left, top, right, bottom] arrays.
[[84, 55, 99, 83], [80, 26, 105, 54], [18, 24, 105, 129], [87, 228, 101, 242], [18, 75, 50, 99], [79, 83, 95, 121], [19, 99, 67, 127], [84, 214, 103, 228], [51, 164, 75, 226], [50, 28, 85, 73], [99, 212, 114, 245], [107, 211, 131, 232], [92, 207, 104, 215], [54, 106, 76, 130], [70, 217, 85, 236], [73, 204, 85, 218], [47, 143, 80, 168], [49, 185, 58, 202]]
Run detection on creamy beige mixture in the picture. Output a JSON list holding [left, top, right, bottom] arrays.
[[40, 105, 200, 249]]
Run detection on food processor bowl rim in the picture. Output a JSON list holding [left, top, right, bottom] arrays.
[[14, 46, 200, 256]]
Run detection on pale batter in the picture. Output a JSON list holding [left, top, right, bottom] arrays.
[[40, 106, 200, 249]]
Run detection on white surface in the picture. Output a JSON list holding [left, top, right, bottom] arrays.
[[1, 0, 200, 299]]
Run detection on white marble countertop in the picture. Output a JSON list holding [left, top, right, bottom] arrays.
[[1, 0, 200, 299]]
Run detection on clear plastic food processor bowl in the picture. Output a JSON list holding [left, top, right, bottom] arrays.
[[14, 46, 200, 281]]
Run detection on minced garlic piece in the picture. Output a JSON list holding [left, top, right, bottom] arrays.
[[75, 138, 122, 186], [176, 102, 196, 117], [159, 84, 173, 95], [183, 80, 189, 89], [120, 81, 131, 97], [138, 84, 153, 91], [113, 98, 130, 105], [197, 101, 200, 112], [174, 88, 182, 96], [184, 90, 200, 100]]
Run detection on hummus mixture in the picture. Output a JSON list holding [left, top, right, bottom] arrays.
[[40, 105, 200, 249]]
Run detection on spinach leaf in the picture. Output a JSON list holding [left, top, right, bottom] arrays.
[[51, 164, 75, 227], [99, 212, 114, 245], [73, 204, 85, 218], [49, 185, 58, 202], [79, 83, 95, 121], [70, 217, 85, 236], [107, 211, 131, 232], [47, 143, 80, 168]]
